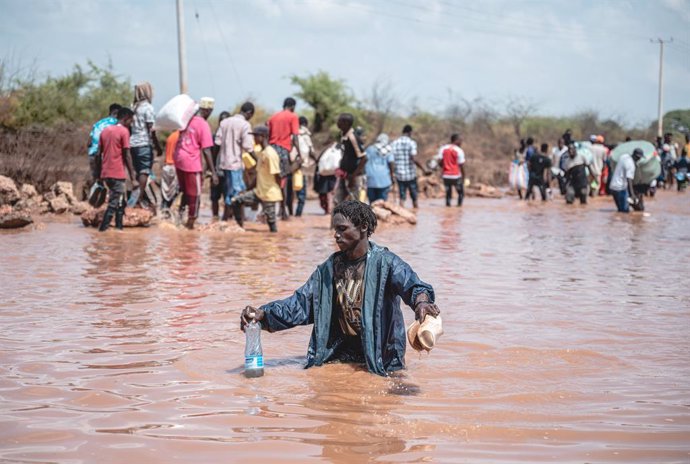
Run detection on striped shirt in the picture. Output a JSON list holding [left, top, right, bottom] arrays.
[[391, 135, 418, 181]]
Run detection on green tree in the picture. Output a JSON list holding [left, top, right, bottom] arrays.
[[663, 109, 690, 135], [2, 60, 131, 129], [290, 71, 353, 133]]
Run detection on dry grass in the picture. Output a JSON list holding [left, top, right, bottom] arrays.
[[0, 125, 90, 195]]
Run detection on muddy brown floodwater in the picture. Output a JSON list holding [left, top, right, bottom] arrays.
[[1, 192, 689, 463]]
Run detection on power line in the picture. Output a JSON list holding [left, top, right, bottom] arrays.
[[313, 0, 648, 44], [207, 0, 245, 96], [192, 1, 217, 98]]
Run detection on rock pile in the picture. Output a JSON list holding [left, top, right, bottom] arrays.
[[42, 181, 89, 215], [371, 200, 417, 225], [81, 207, 154, 228], [465, 183, 503, 199], [0, 175, 32, 229]]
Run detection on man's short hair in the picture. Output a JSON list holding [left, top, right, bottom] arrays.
[[240, 102, 255, 113], [109, 103, 122, 114], [117, 107, 134, 120], [333, 200, 378, 237], [283, 97, 296, 109], [402, 124, 413, 134], [299, 116, 308, 126], [338, 112, 354, 125], [450, 133, 460, 143], [526, 137, 534, 145]]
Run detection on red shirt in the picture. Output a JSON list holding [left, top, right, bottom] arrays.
[[438, 144, 465, 179], [99, 124, 130, 179], [267, 110, 299, 151]]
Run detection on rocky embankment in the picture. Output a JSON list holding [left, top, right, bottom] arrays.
[[0, 175, 152, 229]]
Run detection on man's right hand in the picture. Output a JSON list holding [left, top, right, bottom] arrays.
[[241, 306, 265, 331]]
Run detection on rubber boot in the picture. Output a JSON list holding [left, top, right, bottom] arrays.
[[115, 209, 124, 230], [233, 203, 243, 228], [99, 208, 114, 232], [268, 222, 278, 233]]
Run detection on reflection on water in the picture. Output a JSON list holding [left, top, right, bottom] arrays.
[[1, 192, 689, 463]]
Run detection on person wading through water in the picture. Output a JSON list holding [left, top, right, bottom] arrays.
[[240, 200, 441, 376], [96, 108, 136, 232], [173, 98, 219, 229], [130, 82, 163, 210], [216, 102, 255, 221], [267, 97, 302, 220]]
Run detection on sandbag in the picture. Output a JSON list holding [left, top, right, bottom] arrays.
[[509, 161, 528, 190], [153, 94, 198, 132], [318, 143, 342, 176], [610, 140, 661, 185]]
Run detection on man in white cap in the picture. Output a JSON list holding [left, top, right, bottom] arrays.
[[173, 97, 218, 229]]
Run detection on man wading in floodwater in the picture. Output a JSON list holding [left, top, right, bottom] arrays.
[[240, 200, 441, 376]]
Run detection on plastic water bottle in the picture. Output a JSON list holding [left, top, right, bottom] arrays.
[[244, 321, 264, 378]]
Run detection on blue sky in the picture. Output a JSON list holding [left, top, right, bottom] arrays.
[[1, 0, 689, 126]]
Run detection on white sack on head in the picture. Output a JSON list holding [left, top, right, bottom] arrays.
[[153, 94, 198, 132]]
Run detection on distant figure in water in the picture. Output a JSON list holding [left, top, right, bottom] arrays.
[[240, 200, 441, 376], [609, 148, 642, 213], [563, 142, 595, 205], [525, 143, 552, 201], [435, 133, 466, 207]]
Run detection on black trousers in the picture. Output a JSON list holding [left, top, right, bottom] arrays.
[[443, 178, 464, 206], [525, 177, 547, 201]]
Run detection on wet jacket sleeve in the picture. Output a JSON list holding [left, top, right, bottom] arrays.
[[259, 270, 318, 332], [389, 253, 435, 308]]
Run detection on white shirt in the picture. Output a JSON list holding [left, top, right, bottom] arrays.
[[551, 146, 567, 168], [589, 143, 607, 176], [609, 153, 635, 192]]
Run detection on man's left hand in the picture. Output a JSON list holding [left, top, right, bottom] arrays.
[[415, 302, 440, 322], [212, 173, 219, 186]]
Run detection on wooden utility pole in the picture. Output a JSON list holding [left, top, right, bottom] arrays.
[[651, 38, 673, 138], [177, 0, 188, 94]]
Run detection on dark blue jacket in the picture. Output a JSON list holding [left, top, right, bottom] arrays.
[[260, 242, 435, 376]]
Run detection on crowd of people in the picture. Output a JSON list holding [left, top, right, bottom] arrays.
[[87, 82, 475, 232], [87, 82, 689, 233], [512, 130, 690, 213]]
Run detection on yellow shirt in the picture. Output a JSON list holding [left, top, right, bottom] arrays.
[[254, 145, 283, 202]]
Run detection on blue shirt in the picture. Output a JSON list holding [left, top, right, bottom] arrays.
[[365, 143, 394, 188], [525, 145, 536, 162], [88, 116, 117, 156]]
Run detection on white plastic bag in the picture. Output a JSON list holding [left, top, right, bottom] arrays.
[[318, 143, 342, 176], [153, 94, 198, 131]]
